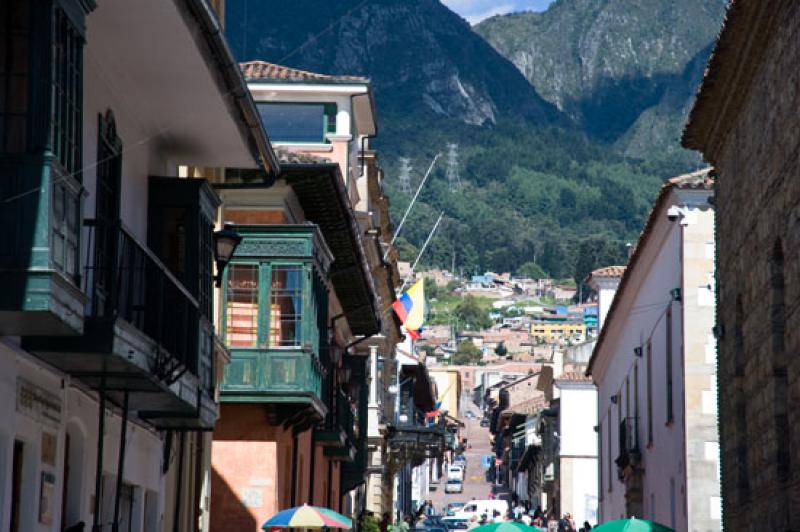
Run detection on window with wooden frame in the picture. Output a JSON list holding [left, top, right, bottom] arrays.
[[224, 262, 308, 349]]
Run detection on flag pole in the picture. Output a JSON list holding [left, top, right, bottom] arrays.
[[399, 211, 445, 293], [385, 153, 441, 261]]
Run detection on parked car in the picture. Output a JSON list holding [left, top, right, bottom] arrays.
[[441, 517, 469, 530], [445, 502, 465, 516], [447, 465, 464, 481], [445, 478, 463, 493], [412, 527, 446, 532], [453, 500, 509, 521]]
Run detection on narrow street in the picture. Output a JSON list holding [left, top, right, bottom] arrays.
[[430, 407, 494, 511]]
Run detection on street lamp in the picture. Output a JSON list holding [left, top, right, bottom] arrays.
[[213, 223, 243, 287]]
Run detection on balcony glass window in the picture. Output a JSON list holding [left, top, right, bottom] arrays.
[[270, 266, 304, 347], [226, 264, 259, 347], [0, 0, 30, 154], [224, 262, 309, 349], [258, 103, 336, 144], [52, 6, 82, 178]]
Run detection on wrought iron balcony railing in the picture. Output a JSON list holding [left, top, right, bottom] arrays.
[[85, 220, 200, 378]]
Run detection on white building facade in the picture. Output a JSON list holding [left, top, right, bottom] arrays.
[[555, 375, 598, 527], [0, 1, 273, 530], [586, 171, 720, 531]]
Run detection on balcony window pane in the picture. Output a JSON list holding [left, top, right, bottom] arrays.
[[258, 103, 329, 144], [270, 266, 303, 347], [226, 264, 259, 347]]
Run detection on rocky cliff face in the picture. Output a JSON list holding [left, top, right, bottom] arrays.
[[227, 0, 563, 126], [475, 0, 726, 161]]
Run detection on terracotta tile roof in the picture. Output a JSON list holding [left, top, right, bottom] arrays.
[[555, 371, 592, 383], [668, 168, 715, 190], [585, 265, 626, 285], [274, 147, 332, 165], [586, 168, 714, 377], [240, 60, 369, 83]]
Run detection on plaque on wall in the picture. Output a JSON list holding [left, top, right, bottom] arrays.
[[39, 471, 56, 525], [16, 378, 62, 429], [41, 432, 57, 466]]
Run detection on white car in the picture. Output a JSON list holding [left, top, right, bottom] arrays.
[[447, 465, 464, 481], [445, 478, 463, 493], [453, 500, 509, 521]]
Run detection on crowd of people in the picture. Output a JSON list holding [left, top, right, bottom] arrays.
[[375, 501, 593, 532], [463, 503, 592, 532]]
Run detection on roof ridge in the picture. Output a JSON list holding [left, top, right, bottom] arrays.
[[240, 60, 369, 83]]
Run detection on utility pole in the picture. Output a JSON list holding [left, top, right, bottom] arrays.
[[398, 157, 412, 194], [446, 143, 461, 191]]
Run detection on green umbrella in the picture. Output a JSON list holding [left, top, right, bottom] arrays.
[[472, 522, 544, 532], [591, 518, 673, 532]]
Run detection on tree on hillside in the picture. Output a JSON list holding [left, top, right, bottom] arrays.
[[574, 236, 627, 301], [454, 296, 493, 330], [494, 342, 508, 358], [452, 341, 482, 365], [517, 261, 547, 280]]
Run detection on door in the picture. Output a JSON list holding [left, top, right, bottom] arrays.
[[9, 440, 23, 532]]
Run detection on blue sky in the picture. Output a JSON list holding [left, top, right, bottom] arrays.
[[441, 0, 555, 24]]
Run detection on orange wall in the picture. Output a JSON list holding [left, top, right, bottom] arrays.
[[210, 404, 354, 531], [225, 210, 287, 225], [212, 404, 314, 532]]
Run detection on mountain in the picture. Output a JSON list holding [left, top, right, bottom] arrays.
[[474, 0, 726, 166], [226, 0, 563, 126], [223, 0, 712, 283]]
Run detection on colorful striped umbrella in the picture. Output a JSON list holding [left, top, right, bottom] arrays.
[[261, 504, 353, 529]]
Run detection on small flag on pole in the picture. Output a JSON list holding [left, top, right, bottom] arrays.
[[392, 279, 425, 340]]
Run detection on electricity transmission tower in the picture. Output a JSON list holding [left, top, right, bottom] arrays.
[[446, 143, 461, 191], [398, 157, 412, 194]]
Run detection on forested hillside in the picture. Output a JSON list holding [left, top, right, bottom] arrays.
[[225, 0, 720, 284]]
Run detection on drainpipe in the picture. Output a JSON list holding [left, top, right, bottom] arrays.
[[112, 391, 130, 532], [291, 433, 299, 507], [308, 432, 316, 503], [92, 383, 106, 532], [327, 461, 333, 508]]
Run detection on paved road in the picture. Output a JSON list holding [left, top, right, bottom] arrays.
[[430, 407, 494, 513]]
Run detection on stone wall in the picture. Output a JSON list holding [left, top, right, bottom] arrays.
[[710, 3, 800, 530]]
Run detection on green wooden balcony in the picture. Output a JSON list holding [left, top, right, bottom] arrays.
[[220, 348, 326, 417], [217, 225, 333, 423], [0, 156, 86, 335]]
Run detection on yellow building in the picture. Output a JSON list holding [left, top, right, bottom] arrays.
[[428, 368, 462, 415], [531, 322, 586, 343]]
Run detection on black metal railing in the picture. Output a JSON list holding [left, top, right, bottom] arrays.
[[84, 220, 200, 376]]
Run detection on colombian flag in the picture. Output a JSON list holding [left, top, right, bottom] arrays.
[[392, 279, 425, 339]]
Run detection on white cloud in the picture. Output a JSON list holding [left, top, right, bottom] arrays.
[[441, 0, 554, 24], [465, 3, 516, 24]]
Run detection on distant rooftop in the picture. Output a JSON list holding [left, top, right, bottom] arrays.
[[240, 60, 369, 84]]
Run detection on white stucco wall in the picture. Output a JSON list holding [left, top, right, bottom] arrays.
[[0, 341, 164, 532], [557, 383, 598, 526], [592, 189, 717, 531]]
